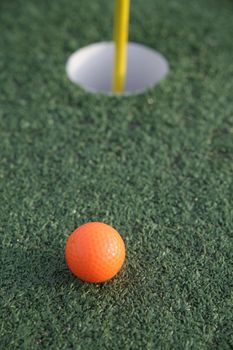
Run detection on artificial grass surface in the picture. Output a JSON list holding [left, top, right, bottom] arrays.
[[1, 0, 233, 348]]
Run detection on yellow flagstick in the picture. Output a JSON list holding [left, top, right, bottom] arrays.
[[112, 0, 130, 93]]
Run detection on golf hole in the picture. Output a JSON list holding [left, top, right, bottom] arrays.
[[66, 42, 169, 95]]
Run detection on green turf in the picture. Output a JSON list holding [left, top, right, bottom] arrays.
[[1, 0, 233, 348]]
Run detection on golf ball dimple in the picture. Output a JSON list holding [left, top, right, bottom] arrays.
[[65, 222, 126, 283]]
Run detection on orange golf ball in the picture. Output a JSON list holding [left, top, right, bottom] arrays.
[[65, 222, 126, 283]]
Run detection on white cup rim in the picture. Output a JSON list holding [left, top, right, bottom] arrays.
[[66, 42, 169, 95]]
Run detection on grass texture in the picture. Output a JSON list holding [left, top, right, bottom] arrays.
[[1, 0, 233, 349]]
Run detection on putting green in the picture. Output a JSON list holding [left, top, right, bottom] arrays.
[[1, 0, 233, 349]]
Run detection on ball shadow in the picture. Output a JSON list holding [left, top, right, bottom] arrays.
[[1, 247, 141, 295]]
